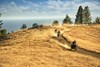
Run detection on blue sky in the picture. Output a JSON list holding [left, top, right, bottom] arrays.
[[0, 0, 100, 21]]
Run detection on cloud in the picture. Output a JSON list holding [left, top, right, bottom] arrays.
[[0, 0, 100, 21]]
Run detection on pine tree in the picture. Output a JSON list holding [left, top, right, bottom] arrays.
[[0, 13, 7, 36], [62, 14, 72, 25], [0, 13, 3, 29], [95, 17, 100, 24], [83, 6, 91, 24], [75, 6, 83, 24]]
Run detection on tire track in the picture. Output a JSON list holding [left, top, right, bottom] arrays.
[[52, 35, 100, 59]]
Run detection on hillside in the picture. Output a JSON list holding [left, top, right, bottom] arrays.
[[0, 25, 100, 67], [63, 25, 100, 53]]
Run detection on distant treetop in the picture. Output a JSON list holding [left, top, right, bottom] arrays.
[[52, 20, 59, 26], [62, 14, 72, 25], [20, 24, 27, 29]]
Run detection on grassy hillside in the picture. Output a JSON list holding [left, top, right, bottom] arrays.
[[0, 25, 100, 67], [63, 25, 100, 53]]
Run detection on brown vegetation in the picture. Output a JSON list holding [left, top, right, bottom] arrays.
[[0, 25, 100, 67]]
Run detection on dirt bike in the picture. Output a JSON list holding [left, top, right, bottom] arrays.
[[70, 41, 77, 51], [71, 46, 77, 51]]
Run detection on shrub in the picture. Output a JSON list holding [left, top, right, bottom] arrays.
[[0, 29, 7, 37], [52, 20, 59, 26], [32, 23, 38, 28], [20, 24, 27, 29], [39, 24, 43, 27]]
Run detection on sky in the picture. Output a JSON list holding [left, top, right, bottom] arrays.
[[0, 0, 100, 21]]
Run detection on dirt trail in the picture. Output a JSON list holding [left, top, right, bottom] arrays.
[[52, 34, 100, 59]]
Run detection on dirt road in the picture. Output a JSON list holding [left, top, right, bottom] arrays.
[[52, 34, 100, 59]]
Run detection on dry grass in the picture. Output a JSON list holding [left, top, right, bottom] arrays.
[[63, 25, 100, 53], [0, 26, 100, 67]]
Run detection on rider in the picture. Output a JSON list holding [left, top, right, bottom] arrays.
[[71, 40, 77, 51], [54, 29, 57, 33], [57, 31, 60, 37]]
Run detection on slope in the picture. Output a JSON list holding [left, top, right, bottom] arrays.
[[0, 26, 100, 67]]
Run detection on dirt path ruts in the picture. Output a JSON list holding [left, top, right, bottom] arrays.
[[52, 35, 100, 59]]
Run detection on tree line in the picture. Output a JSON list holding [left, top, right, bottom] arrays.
[[20, 23, 43, 30], [52, 6, 100, 26], [0, 5, 100, 37]]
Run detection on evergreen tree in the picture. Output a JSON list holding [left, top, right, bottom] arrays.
[[62, 14, 72, 25], [52, 20, 59, 26], [0, 13, 7, 37], [83, 6, 91, 24], [95, 17, 100, 24], [20, 24, 27, 29], [75, 6, 83, 24], [0, 13, 3, 29]]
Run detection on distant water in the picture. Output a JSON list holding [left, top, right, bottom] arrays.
[[2, 19, 63, 33]]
